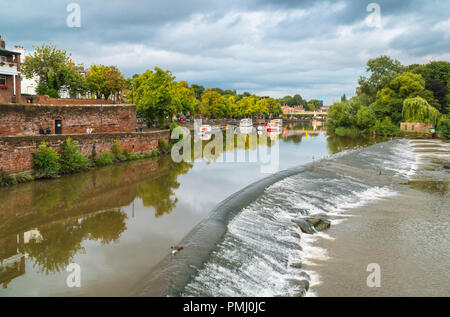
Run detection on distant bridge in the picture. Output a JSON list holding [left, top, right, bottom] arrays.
[[284, 111, 328, 116]]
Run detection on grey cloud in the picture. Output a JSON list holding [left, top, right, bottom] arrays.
[[0, 0, 448, 104]]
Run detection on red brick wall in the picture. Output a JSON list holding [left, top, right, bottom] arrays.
[[0, 130, 170, 174], [35, 95, 115, 105], [0, 103, 136, 136], [0, 75, 20, 104], [400, 122, 433, 133]]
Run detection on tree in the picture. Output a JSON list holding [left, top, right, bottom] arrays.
[[357, 55, 405, 103], [200, 89, 223, 118], [86, 65, 126, 100], [191, 84, 205, 100], [307, 99, 322, 111], [65, 64, 87, 98], [356, 106, 376, 130], [371, 72, 439, 124], [22, 43, 72, 96], [132, 67, 180, 126], [409, 61, 450, 114], [402, 97, 441, 126], [173, 81, 199, 116]]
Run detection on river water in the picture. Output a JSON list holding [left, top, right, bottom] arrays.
[[1, 122, 448, 297]]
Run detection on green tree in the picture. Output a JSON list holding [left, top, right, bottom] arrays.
[[200, 89, 223, 118], [356, 105, 376, 130], [357, 55, 405, 103], [86, 65, 126, 100], [132, 67, 180, 126], [371, 72, 439, 124], [22, 44, 72, 96], [191, 84, 205, 100], [402, 97, 441, 126]]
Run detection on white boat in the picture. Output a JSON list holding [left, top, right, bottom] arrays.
[[201, 125, 211, 133], [240, 118, 253, 128], [267, 122, 279, 133], [239, 126, 253, 135]]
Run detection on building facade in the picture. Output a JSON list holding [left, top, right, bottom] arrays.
[[12, 45, 38, 95], [0, 36, 21, 104]]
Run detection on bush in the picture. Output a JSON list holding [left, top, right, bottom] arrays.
[[112, 140, 123, 156], [15, 172, 34, 183], [438, 117, 450, 139], [33, 142, 61, 178], [158, 138, 170, 154], [0, 170, 17, 187], [374, 117, 399, 136], [112, 140, 127, 161], [95, 151, 115, 166], [59, 137, 92, 174], [334, 127, 360, 137]]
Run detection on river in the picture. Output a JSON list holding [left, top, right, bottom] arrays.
[[0, 122, 447, 297]]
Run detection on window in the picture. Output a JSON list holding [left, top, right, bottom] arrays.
[[411, 125, 415, 131], [0, 75, 6, 85], [0, 56, 6, 62]]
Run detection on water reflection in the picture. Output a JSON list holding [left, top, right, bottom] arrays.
[[0, 122, 388, 295]]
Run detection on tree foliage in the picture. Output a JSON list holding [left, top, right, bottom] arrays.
[[402, 97, 441, 126]]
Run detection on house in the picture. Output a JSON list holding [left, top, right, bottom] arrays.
[[0, 35, 21, 103], [400, 122, 433, 133], [12, 45, 38, 95]]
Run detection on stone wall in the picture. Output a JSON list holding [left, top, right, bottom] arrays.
[[0, 103, 136, 136], [0, 130, 170, 174]]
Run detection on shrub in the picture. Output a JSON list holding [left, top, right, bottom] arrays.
[[95, 151, 115, 166], [59, 137, 92, 174], [112, 140, 127, 161], [144, 152, 153, 159], [158, 138, 170, 154], [33, 142, 61, 178], [334, 127, 360, 137], [0, 170, 17, 187], [112, 140, 123, 156], [15, 172, 34, 183], [439, 117, 450, 139], [152, 149, 160, 157], [374, 117, 399, 136]]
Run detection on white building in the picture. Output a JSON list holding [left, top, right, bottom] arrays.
[[13, 45, 38, 95]]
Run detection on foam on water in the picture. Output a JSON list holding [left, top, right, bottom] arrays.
[[181, 140, 420, 297]]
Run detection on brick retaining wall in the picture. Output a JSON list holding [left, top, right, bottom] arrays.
[[0, 103, 136, 136], [0, 130, 170, 174]]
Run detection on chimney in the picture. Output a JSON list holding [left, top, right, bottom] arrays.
[[0, 35, 5, 48]]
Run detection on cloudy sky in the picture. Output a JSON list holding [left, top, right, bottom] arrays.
[[2, 0, 449, 104]]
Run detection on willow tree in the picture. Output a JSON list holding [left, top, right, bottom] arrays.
[[402, 97, 441, 126]]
